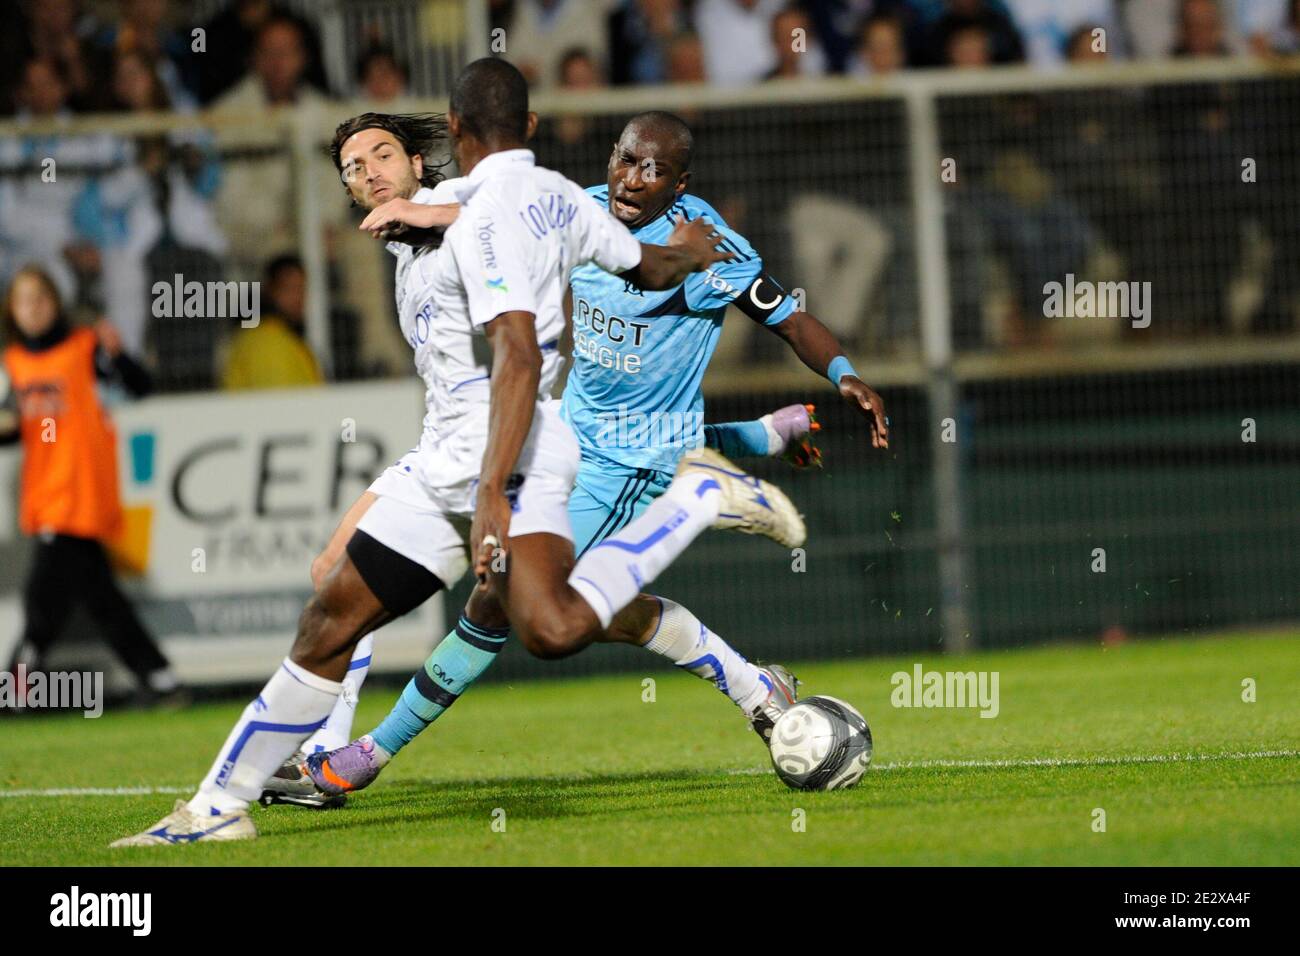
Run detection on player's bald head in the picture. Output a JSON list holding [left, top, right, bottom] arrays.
[[620, 111, 693, 172], [607, 111, 693, 227]]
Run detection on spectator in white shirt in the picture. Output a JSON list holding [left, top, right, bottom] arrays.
[[1001, 0, 1123, 67], [212, 16, 341, 277], [0, 58, 122, 311], [503, 0, 612, 89], [1238, 0, 1299, 55], [696, 0, 787, 86]]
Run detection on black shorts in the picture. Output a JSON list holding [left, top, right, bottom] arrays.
[[345, 529, 445, 617]]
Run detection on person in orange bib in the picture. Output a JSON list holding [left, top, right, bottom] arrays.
[[1, 265, 180, 707]]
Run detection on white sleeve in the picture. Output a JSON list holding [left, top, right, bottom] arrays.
[[428, 177, 464, 204], [454, 199, 539, 328], [571, 181, 642, 275]]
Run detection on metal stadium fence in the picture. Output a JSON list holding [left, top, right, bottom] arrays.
[[0, 58, 1297, 685]]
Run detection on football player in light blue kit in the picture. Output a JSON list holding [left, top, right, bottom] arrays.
[[561, 111, 887, 616], [279, 110, 890, 803], [565, 178, 803, 556]]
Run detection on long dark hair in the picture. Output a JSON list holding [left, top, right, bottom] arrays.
[[329, 112, 450, 198]]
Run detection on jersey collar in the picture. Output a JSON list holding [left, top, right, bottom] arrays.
[[455, 149, 535, 202]]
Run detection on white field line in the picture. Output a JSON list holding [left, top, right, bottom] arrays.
[[729, 748, 1300, 776], [0, 786, 192, 799], [0, 749, 1295, 797]]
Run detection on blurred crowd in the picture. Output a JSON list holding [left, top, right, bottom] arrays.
[[499, 0, 1300, 89], [0, 0, 395, 390], [0, 0, 1296, 393]]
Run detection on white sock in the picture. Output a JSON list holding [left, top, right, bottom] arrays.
[[188, 659, 342, 815], [758, 413, 784, 456], [569, 472, 721, 628], [642, 597, 767, 712], [301, 634, 373, 753]]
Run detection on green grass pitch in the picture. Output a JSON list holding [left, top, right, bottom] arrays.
[[2, 629, 1298, 866]]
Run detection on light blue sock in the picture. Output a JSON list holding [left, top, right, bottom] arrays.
[[369, 614, 507, 756], [704, 419, 770, 460]]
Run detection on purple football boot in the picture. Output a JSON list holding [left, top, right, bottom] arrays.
[[762, 403, 822, 468], [305, 734, 391, 795]]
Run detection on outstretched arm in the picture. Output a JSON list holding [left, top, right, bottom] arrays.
[[621, 216, 735, 291], [93, 319, 152, 397], [359, 198, 460, 244], [769, 309, 889, 449]]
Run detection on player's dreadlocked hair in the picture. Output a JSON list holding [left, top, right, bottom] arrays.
[[329, 112, 450, 196]]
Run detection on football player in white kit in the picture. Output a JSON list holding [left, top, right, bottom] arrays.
[[263, 115, 826, 808], [112, 59, 803, 845]]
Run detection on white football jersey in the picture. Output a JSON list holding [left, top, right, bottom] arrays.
[[425, 149, 642, 442], [387, 177, 465, 451]]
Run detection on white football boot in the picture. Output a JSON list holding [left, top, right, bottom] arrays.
[[674, 447, 806, 548], [110, 799, 257, 847], [748, 664, 801, 743]]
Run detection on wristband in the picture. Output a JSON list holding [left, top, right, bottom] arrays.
[[827, 355, 858, 385]]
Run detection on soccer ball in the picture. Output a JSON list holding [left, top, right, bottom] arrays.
[[768, 696, 873, 790]]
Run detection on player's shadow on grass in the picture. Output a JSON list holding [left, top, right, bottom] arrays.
[[265, 768, 768, 835]]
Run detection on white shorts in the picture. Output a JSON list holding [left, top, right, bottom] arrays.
[[356, 399, 578, 587]]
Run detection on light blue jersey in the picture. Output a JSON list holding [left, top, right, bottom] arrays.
[[562, 186, 797, 476]]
